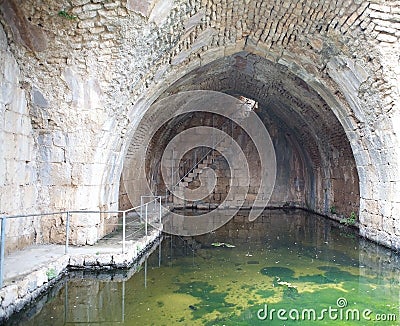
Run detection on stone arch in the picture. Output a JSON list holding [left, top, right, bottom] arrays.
[[115, 38, 399, 249], [120, 49, 360, 214], [1, 0, 399, 250]]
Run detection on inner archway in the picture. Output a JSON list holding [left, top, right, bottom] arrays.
[[121, 52, 360, 220]]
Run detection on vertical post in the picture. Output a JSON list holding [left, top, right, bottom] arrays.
[[140, 196, 143, 223], [122, 280, 125, 322], [65, 212, 70, 254], [171, 164, 173, 190], [170, 235, 173, 266], [212, 114, 214, 150], [64, 279, 69, 323], [158, 239, 162, 268], [145, 203, 148, 236], [0, 217, 6, 288], [159, 196, 162, 224], [231, 118, 233, 147], [144, 258, 148, 288], [122, 211, 126, 254]]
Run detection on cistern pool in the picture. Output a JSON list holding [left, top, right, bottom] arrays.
[[7, 209, 400, 325]]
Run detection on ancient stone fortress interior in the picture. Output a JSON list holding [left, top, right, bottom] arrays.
[[0, 0, 399, 263]]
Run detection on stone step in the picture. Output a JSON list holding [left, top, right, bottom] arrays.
[[179, 181, 188, 187], [194, 169, 203, 174], [198, 163, 208, 168], [183, 177, 193, 182]]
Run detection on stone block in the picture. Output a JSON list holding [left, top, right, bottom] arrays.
[[52, 131, 67, 147], [0, 158, 5, 185], [2, 53, 19, 84], [22, 185, 38, 209], [382, 217, 394, 234], [362, 199, 378, 214], [82, 3, 102, 11], [0, 81, 14, 107], [0, 185, 16, 213], [0, 284, 18, 307], [50, 163, 72, 185], [4, 110, 22, 133], [71, 212, 100, 227], [47, 186, 71, 209], [78, 20, 95, 29], [149, 0, 174, 26], [17, 278, 30, 298], [113, 255, 128, 268], [83, 254, 97, 266], [2, 132, 16, 159], [6, 159, 26, 185], [104, 2, 120, 10], [71, 0, 90, 5], [96, 254, 113, 266], [376, 33, 397, 43], [126, 0, 153, 16], [16, 135, 34, 161], [31, 87, 48, 108], [20, 116, 32, 136], [50, 146, 66, 163], [0, 22, 7, 50], [370, 4, 391, 12], [69, 255, 84, 266], [31, 269, 48, 289], [89, 27, 104, 34], [375, 230, 392, 248], [378, 199, 392, 218], [74, 226, 98, 245]]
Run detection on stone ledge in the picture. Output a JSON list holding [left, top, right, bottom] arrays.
[[0, 229, 161, 322]]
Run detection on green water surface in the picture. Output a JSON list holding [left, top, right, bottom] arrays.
[[8, 209, 400, 325]]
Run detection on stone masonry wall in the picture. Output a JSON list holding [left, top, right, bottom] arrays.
[[0, 23, 42, 252], [0, 0, 399, 249]]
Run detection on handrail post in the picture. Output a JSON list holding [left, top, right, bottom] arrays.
[[159, 196, 162, 224], [122, 280, 125, 322], [65, 212, 70, 254], [0, 217, 6, 288], [140, 196, 143, 223], [122, 211, 126, 254], [145, 203, 148, 236]]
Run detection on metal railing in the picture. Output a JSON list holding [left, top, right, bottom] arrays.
[[0, 196, 163, 288]]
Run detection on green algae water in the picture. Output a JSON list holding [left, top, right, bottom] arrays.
[[7, 209, 400, 325]]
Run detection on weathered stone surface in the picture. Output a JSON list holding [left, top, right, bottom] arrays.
[[126, 0, 153, 16], [0, 284, 18, 307], [184, 9, 206, 32], [0, 24, 8, 51], [31, 87, 48, 108], [148, 0, 174, 26], [376, 33, 398, 43], [0, 0, 47, 52], [0, 0, 399, 253]]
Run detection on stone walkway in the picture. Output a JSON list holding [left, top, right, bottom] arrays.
[[3, 214, 154, 284], [0, 218, 162, 321]]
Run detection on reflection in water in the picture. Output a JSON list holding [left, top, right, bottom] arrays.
[[6, 209, 400, 325]]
